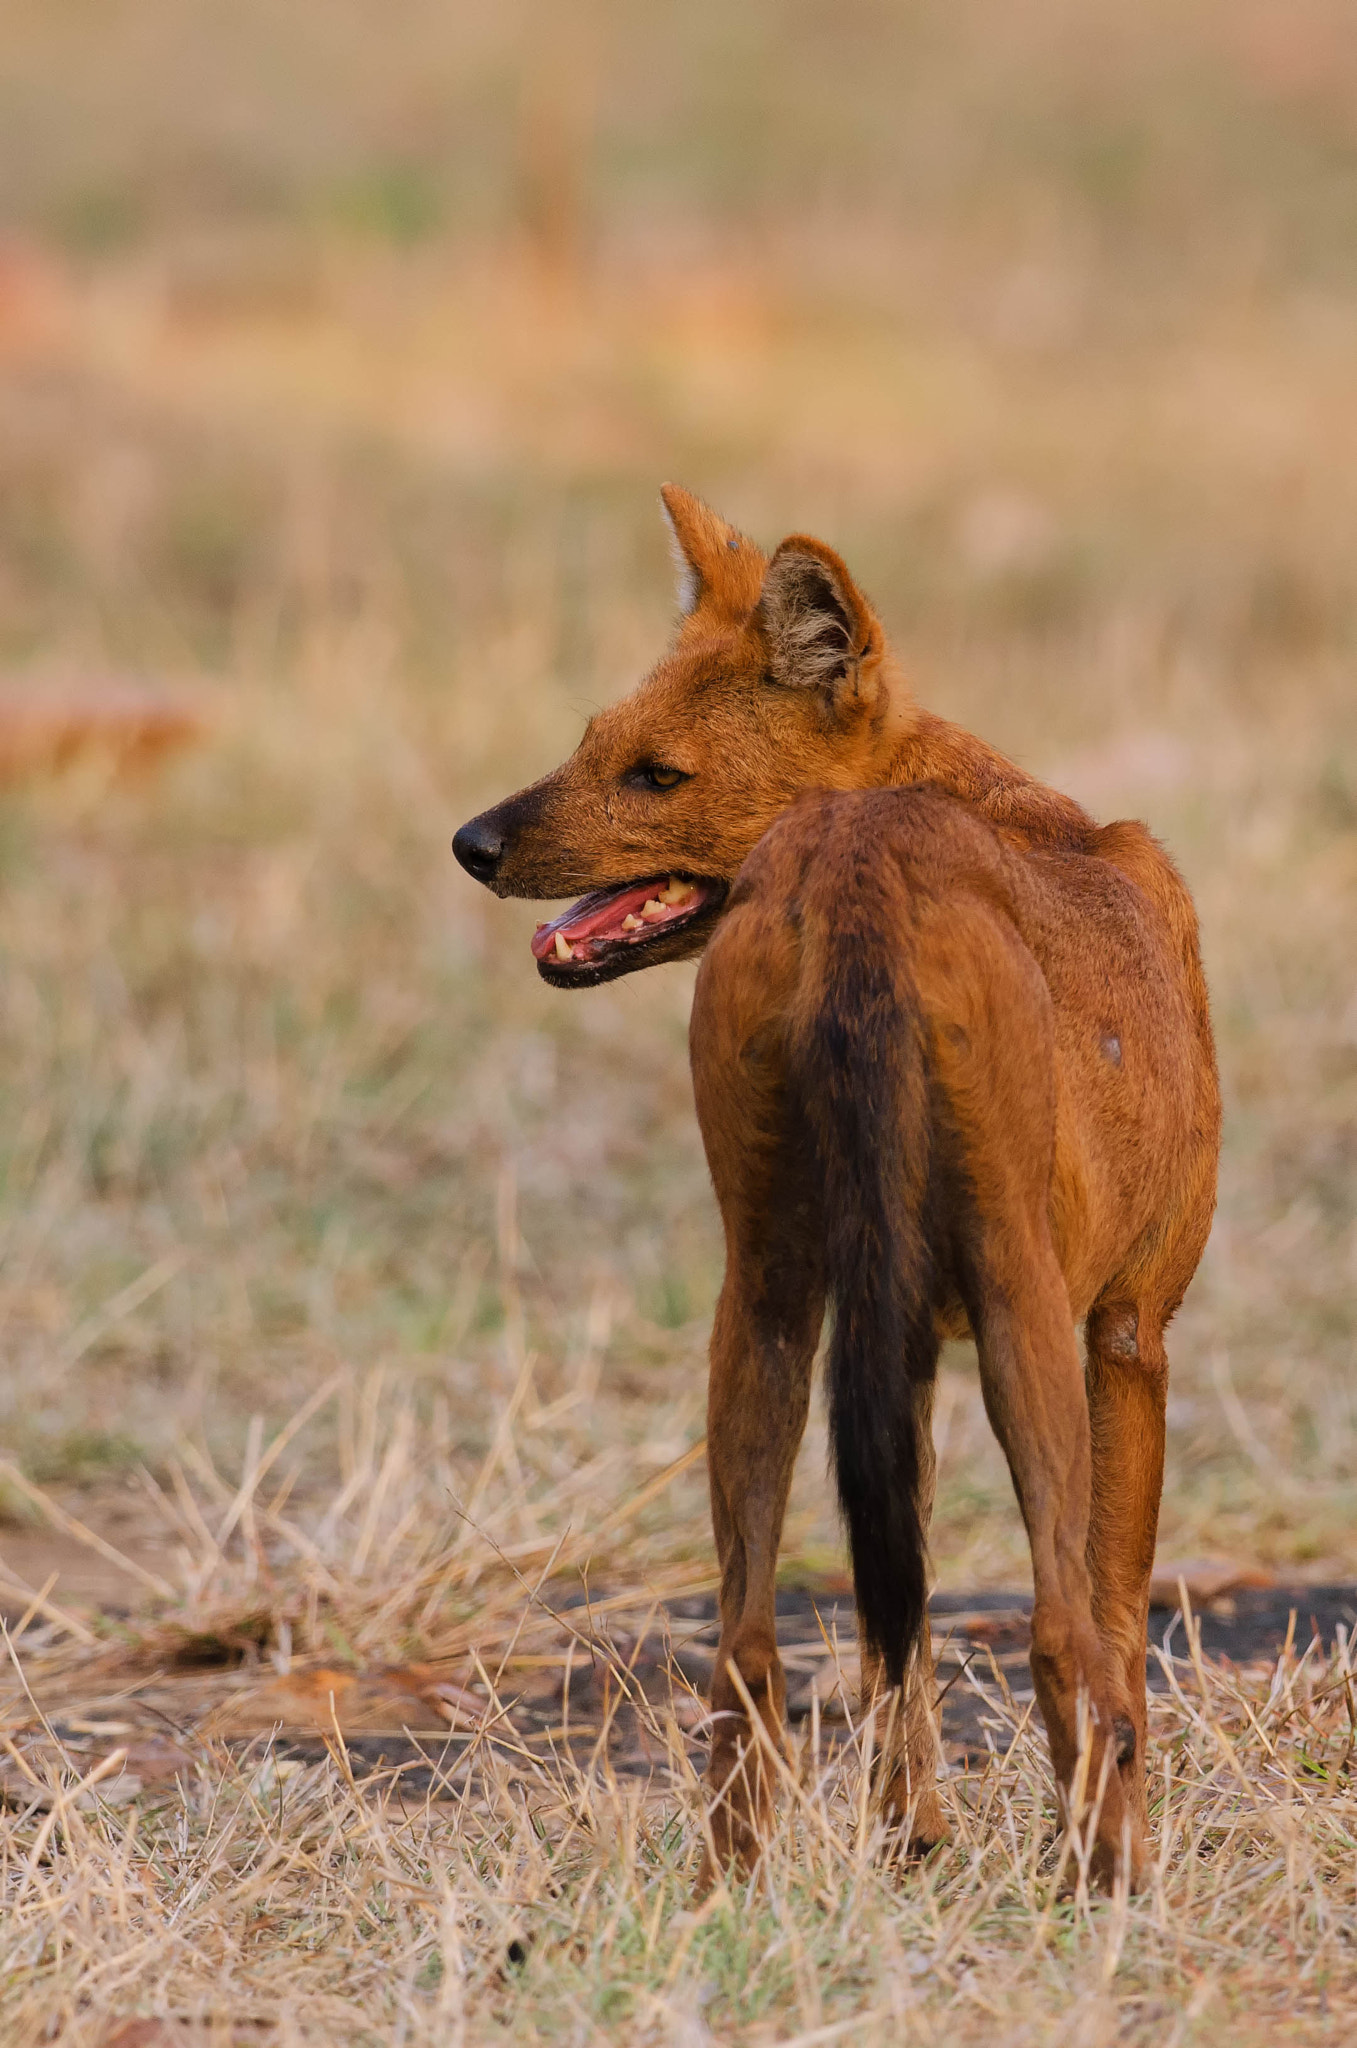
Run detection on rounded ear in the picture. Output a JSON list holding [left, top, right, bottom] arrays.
[[659, 483, 765, 618], [754, 535, 881, 702]]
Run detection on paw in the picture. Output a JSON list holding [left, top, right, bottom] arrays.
[[879, 1779, 950, 1861], [1088, 1827, 1147, 1896], [701, 1755, 773, 1884]]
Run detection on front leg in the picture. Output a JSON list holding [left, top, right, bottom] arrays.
[[688, 891, 823, 1883], [702, 1268, 821, 1880]]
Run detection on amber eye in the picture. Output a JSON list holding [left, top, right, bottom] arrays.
[[638, 763, 687, 792]]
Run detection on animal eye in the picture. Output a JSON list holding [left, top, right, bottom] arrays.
[[638, 763, 687, 792]]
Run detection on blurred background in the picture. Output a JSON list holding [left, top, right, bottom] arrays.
[[1, 0, 1354, 1593]]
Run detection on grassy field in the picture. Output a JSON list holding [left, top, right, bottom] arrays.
[[1, 1, 1355, 2038]]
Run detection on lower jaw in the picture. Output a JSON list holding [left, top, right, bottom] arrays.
[[537, 956, 634, 989]]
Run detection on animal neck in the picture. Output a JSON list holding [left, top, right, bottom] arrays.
[[885, 708, 1028, 801], [871, 669, 1095, 849]]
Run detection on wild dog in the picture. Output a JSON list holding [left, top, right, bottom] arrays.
[[453, 486, 1220, 1888]]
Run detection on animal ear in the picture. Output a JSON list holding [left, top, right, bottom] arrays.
[[755, 535, 880, 701], [659, 483, 764, 618]]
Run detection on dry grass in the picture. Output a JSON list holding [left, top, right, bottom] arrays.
[[4, 1672, 1356, 2047], [1, 0, 1356, 2036], [1, 1391, 1355, 2046]]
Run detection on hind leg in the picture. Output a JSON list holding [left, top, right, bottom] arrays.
[[1084, 1300, 1170, 1845], [860, 1377, 948, 1852], [917, 902, 1138, 1887], [971, 1250, 1139, 1887]]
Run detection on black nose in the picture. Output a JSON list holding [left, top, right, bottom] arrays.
[[452, 815, 504, 884]]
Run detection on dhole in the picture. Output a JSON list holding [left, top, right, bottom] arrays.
[[454, 486, 1220, 1888]]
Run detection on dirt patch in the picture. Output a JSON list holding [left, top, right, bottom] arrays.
[[0, 1522, 176, 1620], [5, 1580, 1352, 1812]]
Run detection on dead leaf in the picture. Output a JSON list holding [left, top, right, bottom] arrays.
[[0, 1731, 196, 1810], [96, 2023, 262, 2048], [206, 1662, 487, 1737]]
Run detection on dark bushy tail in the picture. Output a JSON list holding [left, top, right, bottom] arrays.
[[790, 906, 938, 1689]]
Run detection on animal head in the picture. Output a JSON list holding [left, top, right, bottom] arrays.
[[453, 485, 909, 986]]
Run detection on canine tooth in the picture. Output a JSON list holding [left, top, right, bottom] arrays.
[[623, 913, 643, 931], [553, 932, 574, 961]]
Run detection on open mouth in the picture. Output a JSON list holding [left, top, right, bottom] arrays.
[[530, 874, 726, 986]]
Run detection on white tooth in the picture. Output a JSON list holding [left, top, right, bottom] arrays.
[[641, 899, 666, 920], [554, 932, 574, 961], [622, 913, 643, 930], [658, 877, 694, 905]]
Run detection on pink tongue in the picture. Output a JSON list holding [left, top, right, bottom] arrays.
[[531, 880, 701, 961], [564, 881, 661, 941]]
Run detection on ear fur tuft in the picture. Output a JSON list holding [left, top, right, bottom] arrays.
[[757, 538, 875, 695]]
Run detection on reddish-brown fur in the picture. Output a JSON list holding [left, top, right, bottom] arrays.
[[453, 487, 1221, 1889]]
